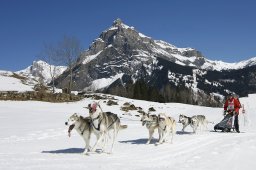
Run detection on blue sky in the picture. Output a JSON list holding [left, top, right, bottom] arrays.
[[1, 0, 256, 71]]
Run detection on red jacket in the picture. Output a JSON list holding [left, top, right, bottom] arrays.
[[224, 97, 241, 114]]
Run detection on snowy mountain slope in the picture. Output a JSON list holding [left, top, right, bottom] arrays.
[[0, 70, 34, 92], [154, 39, 256, 71], [0, 94, 255, 170], [0, 60, 67, 92], [54, 19, 256, 106], [202, 57, 256, 71], [16, 60, 67, 84]]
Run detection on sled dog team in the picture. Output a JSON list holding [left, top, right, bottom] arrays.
[[65, 102, 212, 154]]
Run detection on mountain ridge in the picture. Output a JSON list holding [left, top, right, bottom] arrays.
[[53, 19, 256, 106]]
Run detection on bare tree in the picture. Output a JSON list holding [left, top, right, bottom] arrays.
[[41, 36, 82, 94], [41, 43, 59, 93], [55, 36, 82, 94]]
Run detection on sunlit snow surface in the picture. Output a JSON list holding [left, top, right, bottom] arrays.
[[0, 93, 255, 170]]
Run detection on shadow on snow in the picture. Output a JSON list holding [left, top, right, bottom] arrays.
[[42, 148, 84, 154], [176, 131, 194, 135], [119, 138, 158, 145]]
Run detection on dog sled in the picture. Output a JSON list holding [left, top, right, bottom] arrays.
[[214, 112, 233, 132]]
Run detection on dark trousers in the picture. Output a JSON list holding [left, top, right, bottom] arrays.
[[234, 114, 239, 131]]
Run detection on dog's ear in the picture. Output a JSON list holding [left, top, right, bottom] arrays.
[[140, 111, 146, 116], [83, 104, 91, 109]]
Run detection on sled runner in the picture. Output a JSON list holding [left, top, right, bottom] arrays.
[[214, 113, 233, 132]]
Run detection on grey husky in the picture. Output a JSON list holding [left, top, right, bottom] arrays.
[[65, 113, 92, 154], [140, 112, 160, 144], [87, 102, 127, 154]]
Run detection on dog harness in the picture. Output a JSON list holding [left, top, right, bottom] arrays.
[[91, 115, 102, 131], [144, 115, 158, 128], [107, 115, 118, 130], [180, 116, 192, 124], [79, 122, 90, 135], [90, 113, 118, 131]]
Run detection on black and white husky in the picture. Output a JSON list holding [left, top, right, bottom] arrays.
[[140, 112, 159, 144], [65, 113, 92, 154], [87, 102, 127, 154], [179, 114, 213, 133]]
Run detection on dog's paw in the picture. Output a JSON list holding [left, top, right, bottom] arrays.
[[90, 147, 96, 152], [98, 149, 105, 154], [146, 141, 150, 145], [82, 151, 89, 156], [155, 142, 160, 146]]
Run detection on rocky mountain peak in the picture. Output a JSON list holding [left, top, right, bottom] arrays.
[[55, 19, 256, 107], [112, 18, 123, 27]]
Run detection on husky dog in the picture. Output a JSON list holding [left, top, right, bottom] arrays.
[[191, 115, 213, 132], [179, 114, 212, 133], [87, 102, 127, 154], [178, 114, 194, 132], [140, 112, 159, 144], [157, 113, 176, 144], [65, 113, 92, 154]]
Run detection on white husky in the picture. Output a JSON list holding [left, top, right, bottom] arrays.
[[157, 113, 176, 145], [140, 112, 159, 144]]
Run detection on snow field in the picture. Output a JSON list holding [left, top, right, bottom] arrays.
[[0, 94, 256, 170]]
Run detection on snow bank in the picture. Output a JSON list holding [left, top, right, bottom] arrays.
[[0, 74, 34, 92]]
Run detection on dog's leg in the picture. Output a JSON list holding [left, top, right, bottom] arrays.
[[157, 128, 161, 143], [155, 128, 161, 145], [170, 126, 175, 144], [83, 133, 91, 154], [109, 127, 118, 154], [100, 132, 107, 153], [199, 122, 203, 132], [147, 129, 154, 144], [159, 133, 165, 144], [156, 129, 164, 145], [193, 125, 198, 133], [91, 133, 104, 152], [204, 121, 208, 131], [182, 124, 188, 132], [161, 130, 169, 144]]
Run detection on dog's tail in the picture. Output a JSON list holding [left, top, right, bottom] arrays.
[[120, 124, 128, 130]]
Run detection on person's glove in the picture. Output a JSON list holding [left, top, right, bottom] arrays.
[[223, 110, 227, 116]]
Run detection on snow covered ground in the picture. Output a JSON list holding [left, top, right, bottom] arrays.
[[0, 72, 34, 92], [0, 94, 256, 170]]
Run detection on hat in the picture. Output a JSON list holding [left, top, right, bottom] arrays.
[[90, 102, 97, 112]]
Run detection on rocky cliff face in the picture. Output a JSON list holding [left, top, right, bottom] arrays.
[[55, 19, 256, 107]]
